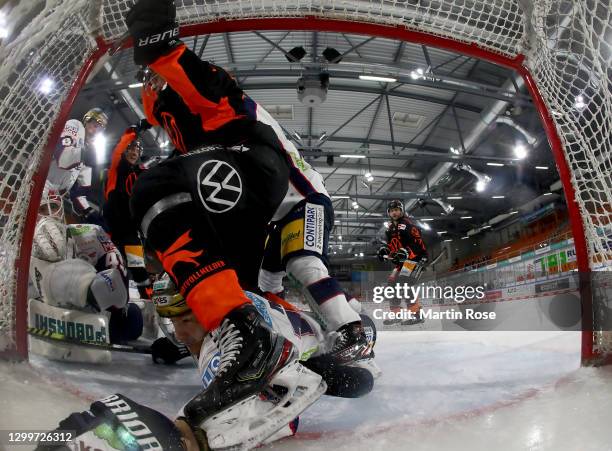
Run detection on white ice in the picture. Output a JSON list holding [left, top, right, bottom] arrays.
[[2, 331, 612, 451]]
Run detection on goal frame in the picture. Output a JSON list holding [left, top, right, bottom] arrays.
[[6, 17, 597, 364]]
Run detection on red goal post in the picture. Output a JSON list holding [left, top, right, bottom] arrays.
[[0, 1, 609, 364]]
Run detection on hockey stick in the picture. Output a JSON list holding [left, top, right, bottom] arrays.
[[28, 327, 152, 354]]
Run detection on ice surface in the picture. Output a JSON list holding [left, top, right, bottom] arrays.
[[3, 331, 612, 451]]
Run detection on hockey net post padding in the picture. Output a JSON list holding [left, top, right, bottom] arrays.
[[0, 1, 610, 364]]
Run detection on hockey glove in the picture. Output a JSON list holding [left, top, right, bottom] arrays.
[[377, 246, 390, 262], [152, 336, 190, 364], [126, 0, 181, 65], [391, 248, 409, 265]]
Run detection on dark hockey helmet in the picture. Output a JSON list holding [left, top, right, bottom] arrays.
[[387, 199, 404, 215]]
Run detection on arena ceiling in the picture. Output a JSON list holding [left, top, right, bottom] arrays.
[[75, 29, 562, 257]]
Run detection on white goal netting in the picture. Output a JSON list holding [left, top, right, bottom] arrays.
[[0, 0, 610, 362]]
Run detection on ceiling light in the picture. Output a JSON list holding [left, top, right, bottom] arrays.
[[322, 47, 342, 63], [286, 46, 307, 63], [340, 154, 366, 159], [450, 146, 462, 155], [352, 203, 359, 210], [318, 131, 327, 142], [458, 163, 491, 192], [461, 236, 469, 240], [0, 13, 8, 39], [421, 222, 431, 231], [447, 196, 463, 200], [39, 77, 54, 94], [94, 133, 107, 165], [543, 192, 553, 196], [421, 218, 434, 221], [359, 75, 397, 83], [339, 245, 343, 250], [331, 195, 350, 199], [410, 68, 425, 80], [129, 82, 143, 88], [514, 143, 528, 160], [461, 216, 472, 219], [492, 195, 505, 199], [481, 225, 491, 229], [535, 166, 549, 170], [509, 211, 518, 215], [292, 131, 302, 141], [444, 239, 453, 242], [437, 231, 447, 235], [338, 235, 342, 240], [487, 162, 504, 167], [574, 95, 587, 111], [359, 252, 364, 257]]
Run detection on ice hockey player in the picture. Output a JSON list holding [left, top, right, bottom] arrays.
[[103, 126, 153, 299], [45, 107, 108, 222], [36, 288, 377, 451], [29, 207, 143, 350], [125, 0, 368, 363], [152, 274, 377, 393], [377, 199, 429, 325]]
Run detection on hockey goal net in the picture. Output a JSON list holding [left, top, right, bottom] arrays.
[[0, 1, 610, 363]]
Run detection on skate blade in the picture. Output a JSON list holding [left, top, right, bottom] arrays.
[[203, 361, 326, 451]]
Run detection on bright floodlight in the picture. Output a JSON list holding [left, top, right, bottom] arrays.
[[476, 180, 487, 192], [359, 75, 397, 83], [514, 143, 528, 160], [39, 77, 54, 94], [410, 68, 424, 80], [574, 95, 587, 111], [421, 222, 431, 231], [94, 133, 107, 165]]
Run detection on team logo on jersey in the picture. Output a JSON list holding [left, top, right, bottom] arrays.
[[157, 230, 203, 280], [196, 160, 243, 213]]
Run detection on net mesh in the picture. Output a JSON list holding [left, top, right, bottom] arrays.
[[0, 0, 610, 360], [525, 1, 612, 355]]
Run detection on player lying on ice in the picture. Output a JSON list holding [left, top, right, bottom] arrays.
[[29, 194, 143, 349], [36, 279, 378, 451], [124, 0, 370, 365]]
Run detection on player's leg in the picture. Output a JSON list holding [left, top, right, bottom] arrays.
[[383, 267, 403, 325], [271, 194, 370, 363], [131, 148, 303, 417]]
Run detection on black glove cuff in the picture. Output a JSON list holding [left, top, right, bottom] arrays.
[[132, 24, 180, 65]]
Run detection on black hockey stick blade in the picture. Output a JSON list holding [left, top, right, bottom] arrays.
[[28, 327, 152, 354]]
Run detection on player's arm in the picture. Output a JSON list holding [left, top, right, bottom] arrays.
[[69, 165, 92, 214], [105, 127, 138, 200], [149, 44, 244, 130], [55, 119, 85, 169], [401, 222, 429, 262]]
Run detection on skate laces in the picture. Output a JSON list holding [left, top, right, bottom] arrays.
[[215, 320, 244, 377]]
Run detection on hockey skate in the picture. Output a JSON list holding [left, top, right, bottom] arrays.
[[328, 320, 371, 365], [185, 304, 326, 450]]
